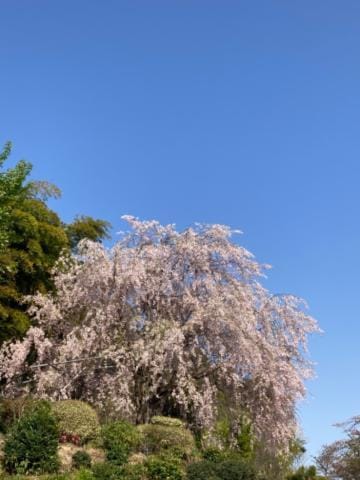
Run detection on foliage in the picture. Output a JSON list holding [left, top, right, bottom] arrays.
[[251, 436, 308, 480], [0, 396, 40, 433], [66, 216, 111, 251], [3, 401, 59, 474], [187, 458, 256, 480], [186, 459, 219, 480], [0, 141, 66, 342], [316, 415, 360, 480], [202, 447, 228, 463], [0, 142, 32, 252], [102, 421, 141, 466], [287, 465, 324, 480], [73, 470, 95, 480], [120, 462, 148, 480], [0, 142, 111, 344], [91, 461, 122, 480], [0, 217, 319, 452], [214, 458, 257, 480], [138, 421, 196, 459], [145, 455, 184, 480], [236, 418, 254, 460], [199, 423, 256, 477], [53, 400, 100, 444], [72, 451, 92, 470]]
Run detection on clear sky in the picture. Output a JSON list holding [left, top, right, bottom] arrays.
[[1, 0, 360, 462]]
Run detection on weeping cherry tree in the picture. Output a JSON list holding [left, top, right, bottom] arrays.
[[0, 216, 319, 451]]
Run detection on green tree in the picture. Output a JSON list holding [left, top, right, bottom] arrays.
[[0, 142, 31, 251], [0, 142, 111, 343], [66, 215, 111, 251]]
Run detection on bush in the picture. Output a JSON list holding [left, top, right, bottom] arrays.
[[202, 447, 228, 462], [215, 459, 256, 480], [73, 469, 95, 480], [52, 400, 100, 445], [91, 461, 122, 480], [138, 420, 196, 460], [120, 462, 148, 480], [186, 460, 219, 480], [3, 401, 59, 474], [187, 458, 256, 480], [145, 456, 184, 480], [102, 421, 141, 466], [72, 450, 92, 469]]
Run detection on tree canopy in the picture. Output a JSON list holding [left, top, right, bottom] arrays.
[[0, 142, 111, 343], [0, 142, 32, 251]]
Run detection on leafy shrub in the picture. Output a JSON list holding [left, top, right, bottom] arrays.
[[72, 450, 92, 469], [102, 421, 141, 466], [52, 400, 100, 444], [120, 462, 148, 480], [202, 447, 228, 462], [187, 458, 256, 480], [215, 459, 256, 480], [186, 460, 219, 480], [3, 401, 59, 474], [145, 455, 184, 480], [73, 469, 95, 480], [138, 420, 195, 459], [91, 461, 122, 480]]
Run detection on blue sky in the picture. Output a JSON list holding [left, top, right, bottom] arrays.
[[1, 0, 360, 461]]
